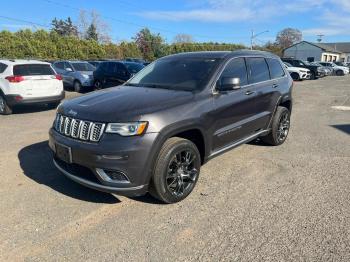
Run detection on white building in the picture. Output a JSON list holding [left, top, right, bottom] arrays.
[[283, 41, 343, 62], [322, 42, 350, 62]]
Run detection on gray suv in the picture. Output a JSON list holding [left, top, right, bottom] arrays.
[[49, 51, 293, 203], [52, 61, 95, 92]]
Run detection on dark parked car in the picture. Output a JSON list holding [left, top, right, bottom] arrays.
[[50, 51, 293, 203], [125, 58, 149, 66], [281, 58, 324, 79], [93, 61, 144, 89], [87, 61, 102, 68]]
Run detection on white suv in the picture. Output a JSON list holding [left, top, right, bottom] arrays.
[[283, 62, 311, 80], [0, 60, 64, 115]]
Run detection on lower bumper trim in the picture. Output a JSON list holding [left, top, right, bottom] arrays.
[[53, 159, 148, 196], [6, 92, 65, 106]]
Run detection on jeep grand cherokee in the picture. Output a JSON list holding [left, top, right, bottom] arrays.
[[49, 51, 293, 203]]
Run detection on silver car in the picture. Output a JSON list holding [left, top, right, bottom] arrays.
[[52, 61, 95, 92]]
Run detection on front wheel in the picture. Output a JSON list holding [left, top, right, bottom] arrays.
[[0, 95, 12, 115], [336, 70, 344, 76], [73, 80, 83, 93], [149, 137, 201, 204], [291, 72, 300, 81], [310, 71, 316, 80], [261, 106, 290, 146]]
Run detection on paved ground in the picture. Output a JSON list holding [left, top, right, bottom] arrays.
[[0, 76, 349, 261]]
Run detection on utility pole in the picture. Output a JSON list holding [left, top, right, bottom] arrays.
[[317, 34, 324, 42], [250, 30, 269, 50]]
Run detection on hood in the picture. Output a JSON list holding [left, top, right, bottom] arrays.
[[59, 85, 194, 122]]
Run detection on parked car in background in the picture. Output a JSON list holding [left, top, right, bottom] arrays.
[[318, 62, 349, 76], [281, 58, 324, 79], [93, 61, 144, 89], [283, 62, 310, 80], [125, 58, 149, 66], [0, 60, 64, 115], [87, 60, 101, 68], [334, 61, 350, 68], [308, 62, 332, 76], [52, 61, 95, 92], [50, 50, 293, 203]]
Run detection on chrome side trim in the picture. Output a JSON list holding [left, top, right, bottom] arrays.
[[209, 129, 269, 158]]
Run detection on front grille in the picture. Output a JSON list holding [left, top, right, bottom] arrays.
[[54, 114, 105, 142]]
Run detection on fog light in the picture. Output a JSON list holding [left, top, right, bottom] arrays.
[[96, 168, 130, 183]]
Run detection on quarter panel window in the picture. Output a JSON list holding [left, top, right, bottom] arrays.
[[0, 63, 8, 73], [246, 57, 270, 84], [219, 58, 248, 86], [266, 58, 285, 79]]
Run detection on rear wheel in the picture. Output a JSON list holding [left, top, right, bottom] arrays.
[[73, 80, 83, 93], [261, 106, 290, 146], [291, 72, 300, 81], [94, 79, 103, 90], [0, 95, 12, 115], [149, 137, 201, 204], [336, 70, 344, 76], [310, 71, 316, 80]]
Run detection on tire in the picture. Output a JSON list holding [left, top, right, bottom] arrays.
[[310, 71, 316, 80], [73, 80, 83, 93], [291, 72, 300, 81], [261, 106, 290, 146], [94, 79, 103, 90], [336, 70, 344, 76], [149, 137, 201, 204], [0, 95, 12, 115]]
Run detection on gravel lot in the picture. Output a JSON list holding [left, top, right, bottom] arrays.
[[0, 76, 349, 261]]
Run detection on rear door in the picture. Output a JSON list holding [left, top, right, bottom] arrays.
[[13, 64, 61, 97]]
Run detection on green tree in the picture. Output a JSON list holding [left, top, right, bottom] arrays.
[[51, 17, 78, 37], [133, 28, 165, 61], [86, 24, 98, 41]]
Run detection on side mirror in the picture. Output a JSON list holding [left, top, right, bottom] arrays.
[[66, 67, 73, 72], [217, 77, 241, 92]]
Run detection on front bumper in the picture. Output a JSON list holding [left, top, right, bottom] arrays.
[[5, 91, 65, 106], [81, 78, 94, 87], [49, 128, 158, 196]]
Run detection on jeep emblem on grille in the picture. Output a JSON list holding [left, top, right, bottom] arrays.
[[68, 109, 78, 116]]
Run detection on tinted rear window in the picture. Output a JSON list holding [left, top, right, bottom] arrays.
[[13, 64, 55, 76], [266, 58, 285, 79], [125, 63, 144, 74], [0, 63, 7, 73], [246, 57, 270, 84]]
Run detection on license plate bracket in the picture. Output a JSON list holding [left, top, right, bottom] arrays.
[[55, 143, 72, 163]]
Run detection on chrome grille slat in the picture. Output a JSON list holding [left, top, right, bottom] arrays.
[[54, 114, 104, 142]]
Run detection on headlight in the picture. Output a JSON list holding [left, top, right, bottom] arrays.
[[82, 74, 90, 79], [105, 122, 148, 136]]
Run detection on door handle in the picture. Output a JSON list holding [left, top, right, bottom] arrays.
[[245, 90, 255, 95], [272, 83, 278, 88]]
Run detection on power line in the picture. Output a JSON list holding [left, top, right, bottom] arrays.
[[0, 15, 50, 28]]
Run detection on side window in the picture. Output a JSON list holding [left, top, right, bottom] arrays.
[[246, 57, 270, 84], [64, 62, 73, 71], [108, 62, 118, 73], [266, 58, 285, 79], [219, 58, 248, 86], [101, 62, 108, 71], [0, 63, 8, 73], [54, 62, 64, 70]]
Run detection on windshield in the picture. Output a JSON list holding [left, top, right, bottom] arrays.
[[125, 63, 144, 74], [127, 57, 221, 91], [72, 62, 95, 71]]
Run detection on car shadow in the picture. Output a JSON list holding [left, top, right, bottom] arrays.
[[331, 124, 350, 135], [18, 141, 119, 204]]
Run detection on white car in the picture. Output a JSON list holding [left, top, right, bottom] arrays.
[[318, 62, 350, 76], [283, 62, 311, 81], [0, 60, 64, 115]]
